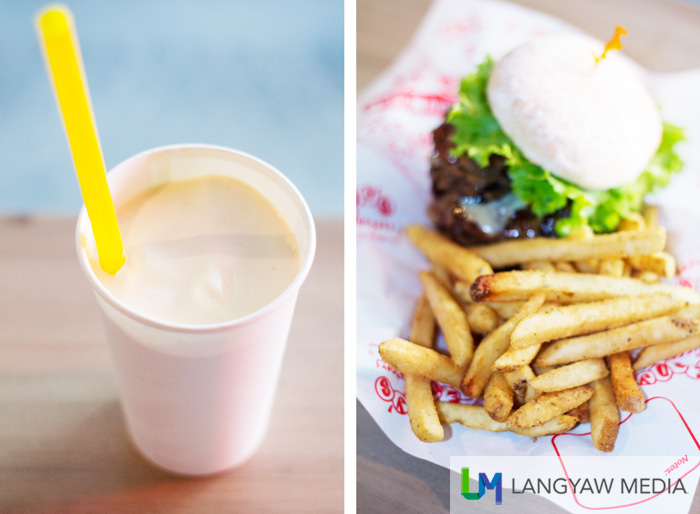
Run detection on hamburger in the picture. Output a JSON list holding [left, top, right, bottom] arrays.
[[429, 32, 685, 245]]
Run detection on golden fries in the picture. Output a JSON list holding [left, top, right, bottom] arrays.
[[589, 378, 620, 452], [555, 261, 577, 273], [567, 402, 590, 424], [642, 204, 659, 228], [461, 294, 545, 398], [470, 270, 700, 304], [608, 352, 645, 413], [627, 252, 676, 278], [633, 335, 700, 371], [598, 258, 624, 277], [452, 281, 474, 305], [506, 386, 594, 429], [535, 306, 700, 366], [632, 270, 660, 283], [409, 293, 435, 348], [510, 415, 579, 437], [465, 228, 666, 268], [405, 293, 443, 442], [405, 375, 443, 442], [436, 403, 578, 438], [492, 344, 541, 374], [464, 303, 500, 335], [420, 271, 473, 369], [406, 225, 493, 283], [380, 218, 695, 453], [521, 261, 556, 272], [436, 403, 507, 432], [378, 338, 463, 388], [567, 226, 598, 274], [485, 302, 523, 319], [529, 359, 609, 392], [432, 265, 452, 288], [509, 295, 685, 349], [618, 213, 646, 232], [503, 365, 539, 405], [484, 373, 513, 422]]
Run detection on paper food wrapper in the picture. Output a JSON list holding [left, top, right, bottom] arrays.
[[357, 0, 700, 512]]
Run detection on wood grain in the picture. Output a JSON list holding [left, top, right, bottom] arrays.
[[0, 216, 343, 514]]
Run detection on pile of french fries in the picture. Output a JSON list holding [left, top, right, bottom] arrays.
[[378, 207, 700, 452]]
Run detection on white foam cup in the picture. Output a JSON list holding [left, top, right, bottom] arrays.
[[76, 145, 316, 475]]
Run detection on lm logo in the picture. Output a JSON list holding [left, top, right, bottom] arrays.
[[461, 467, 502, 505]]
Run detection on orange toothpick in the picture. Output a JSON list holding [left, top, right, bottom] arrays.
[[595, 26, 628, 63]]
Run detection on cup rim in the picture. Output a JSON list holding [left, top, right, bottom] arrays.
[[75, 143, 317, 334]]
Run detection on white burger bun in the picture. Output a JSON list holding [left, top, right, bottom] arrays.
[[487, 35, 662, 191]]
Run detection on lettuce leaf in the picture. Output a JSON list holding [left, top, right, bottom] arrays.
[[446, 57, 686, 237]]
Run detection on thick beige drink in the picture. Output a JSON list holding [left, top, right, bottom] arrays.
[[89, 175, 300, 325], [77, 145, 315, 475]]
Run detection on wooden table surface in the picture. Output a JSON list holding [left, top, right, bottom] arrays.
[[358, 0, 700, 512], [0, 217, 343, 514]]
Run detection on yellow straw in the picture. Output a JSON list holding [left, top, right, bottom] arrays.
[[36, 5, 125, 275]]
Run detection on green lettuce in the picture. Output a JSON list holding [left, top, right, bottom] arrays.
[[446, 57, 686, 237]]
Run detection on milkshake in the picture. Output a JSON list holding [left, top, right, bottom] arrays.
[[89, 175, 300, 325], [76, 145, 315, 475]]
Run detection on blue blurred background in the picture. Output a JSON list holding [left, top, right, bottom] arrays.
[[0, 0, 343, 217]]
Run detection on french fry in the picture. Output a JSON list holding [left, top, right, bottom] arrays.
[[503, 365, 539, 405], [608, 352, 645, 413], [510, 415, 579, 437], [506, 386, 594, 429], [484, 373, 514, 422], [627, 252, 676, 278], [486, 302, 523, 319], [464, 303, 501, 335], [589, 377, 620, 452], [465, 228, 666, 268], [470, 270, 700, 305], [633, 335, 700, 371], [432, 265, 453, 288], [420, 271, 473, 369], [529, 359, 609, 392], [378, 338, 463, 388], [567, 226, 598, 274], [461, 294, 545, 398], [405, 374, 443, 442], [409, 293, 435, 348], [598, 258, 624, 278], [405, 293, 443, 442], [437, 403, 578, 437], [642, 204, 659, 228], [406, 225, 493, 283], [617, 213, 646, 232], [493, 344, 541, 374], [521, 261, 556, 272], [509, 294, 685, 349], [436, 403, 507, 432], [555, 261, 577, 273], [535, 306, 700, 366], [452, 281, 475, 305], [632, 270, 660, 283], [567, 402, 590, 424], [533, 365, 558, 375], [575, 260, 599, 274]]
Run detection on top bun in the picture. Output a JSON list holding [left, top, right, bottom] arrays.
[[487, 35, 662, 191]]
